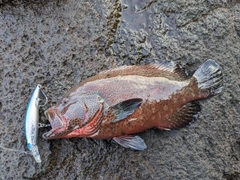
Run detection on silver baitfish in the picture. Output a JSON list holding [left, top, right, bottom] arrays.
[[25, 84, 48, 163]]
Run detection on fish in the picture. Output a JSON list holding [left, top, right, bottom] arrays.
[[42, 59, 223, 150], [25, 84, 48, 163]]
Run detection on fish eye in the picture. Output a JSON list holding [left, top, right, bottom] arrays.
[[62, 98, 69, 105]]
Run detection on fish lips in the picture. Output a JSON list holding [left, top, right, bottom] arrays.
[[42, 108, 67, 140]]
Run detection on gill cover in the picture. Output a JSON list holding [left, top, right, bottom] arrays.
[[64, 92, 105, 130]]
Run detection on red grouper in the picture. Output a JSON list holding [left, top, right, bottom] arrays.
[[43, 60, 223, 150]]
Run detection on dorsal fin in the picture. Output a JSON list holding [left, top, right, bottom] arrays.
[[150, 60, 188, 80], [74, 60, 188, 91], [99, 65, 131, 75]]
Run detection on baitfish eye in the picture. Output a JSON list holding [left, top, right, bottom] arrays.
[[62, 98, 69, 105]]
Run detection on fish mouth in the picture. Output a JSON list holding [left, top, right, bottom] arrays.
[[42, 108, 68, 140]]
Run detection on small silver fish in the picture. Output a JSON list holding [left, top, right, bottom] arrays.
[[25, 84, 48, 163]]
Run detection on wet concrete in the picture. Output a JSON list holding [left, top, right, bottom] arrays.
[[0, 0, 240, 179]]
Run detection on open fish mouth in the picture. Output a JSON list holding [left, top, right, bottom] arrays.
[[42, 108, 68, 140]]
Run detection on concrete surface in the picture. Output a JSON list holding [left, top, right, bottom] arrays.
[[0, 0, 240, 179]]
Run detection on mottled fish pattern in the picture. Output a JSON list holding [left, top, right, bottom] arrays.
[[43, 60, 223, 150]]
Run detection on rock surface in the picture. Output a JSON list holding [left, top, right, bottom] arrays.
[[0, 0, 240, 179]]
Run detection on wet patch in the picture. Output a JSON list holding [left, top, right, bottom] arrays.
[[120, 0, 154, 31]]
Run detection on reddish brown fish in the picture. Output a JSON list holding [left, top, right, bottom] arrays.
[[43, 60, 223, 150]]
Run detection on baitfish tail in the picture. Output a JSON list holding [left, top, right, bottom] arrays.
[[193, 59, 223, 97], [28, 144, 41, 163]]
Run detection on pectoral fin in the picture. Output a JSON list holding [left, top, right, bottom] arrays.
[[111, 98, 142, 123], [113, 135, 147, 150]]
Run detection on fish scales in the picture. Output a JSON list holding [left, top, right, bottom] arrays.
[[89, 78, 202, 139], [71, 75, 189, 106], [43, 60, 223, 150], [65, 60, 187, 97]]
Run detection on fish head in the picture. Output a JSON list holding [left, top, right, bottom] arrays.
[[43, 93, 104, 139]]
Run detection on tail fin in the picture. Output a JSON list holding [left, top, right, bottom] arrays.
[[193, 59, 223, 96]]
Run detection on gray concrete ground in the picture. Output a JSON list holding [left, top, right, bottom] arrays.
[[0, 0, 240, 179]]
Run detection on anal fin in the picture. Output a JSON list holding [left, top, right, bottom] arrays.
[[113, 135, 147, 150], [157, 102, 201, 130]]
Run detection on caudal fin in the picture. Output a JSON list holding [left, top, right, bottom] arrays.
[[193, 59, 223, 96]]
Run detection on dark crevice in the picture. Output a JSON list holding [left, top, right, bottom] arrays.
[[106, 0, 122, 49]]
